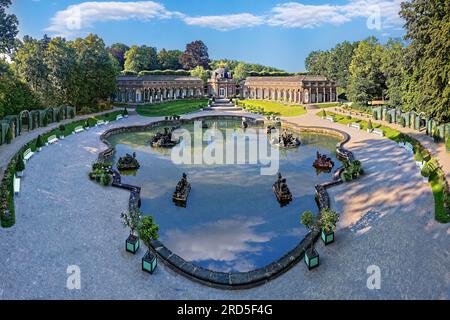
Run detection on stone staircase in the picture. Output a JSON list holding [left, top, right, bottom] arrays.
[[204, 98, 242, 111]]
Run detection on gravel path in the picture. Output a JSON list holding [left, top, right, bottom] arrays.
[[0, 111, 448, 300]]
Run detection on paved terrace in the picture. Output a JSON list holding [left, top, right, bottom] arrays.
[[332, 106, 450, 181], [0, 109, 448, 299]]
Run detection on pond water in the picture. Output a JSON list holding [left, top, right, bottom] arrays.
[[108, 119, 341, 272]]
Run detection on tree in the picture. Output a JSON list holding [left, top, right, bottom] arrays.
[[15, 153, 24, 172], [380, 39, 407, 108], [190, 65, 209, 83], [14, 36, 52, 104], [327, 41, 357, 96], [179, 40, 210, 70], [138, 216, 159, 249], [121, 208, 143, 236], [35, 134, 44, 149], [70, 34, 117, 111], [233, 62, 250, 82], [400, 0, 450, 122], [0, 60, 41, 118], [300, 210, 316, 255], [347, 37, 386, 105], [5, 125, 12, 143], [305, 50, 329, 76], [319, 208, 340, 234], [108, 43, 129, 70], [0, 0, 18, 54], [45, 37, 77, 106], [124, 45, 158, 72], [157, 48, 182, 70]]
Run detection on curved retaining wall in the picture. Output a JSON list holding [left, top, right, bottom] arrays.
[[98, 117, 355, 289]]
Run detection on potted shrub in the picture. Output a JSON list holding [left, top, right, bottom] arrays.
[[301, 211, 319, 270], [138, 215, 159, 274], [121, 208, 143, 254], [36, 135, 44, 151], [400, 117, 406, 128], [59, 124, 66, 139], [15, 154, 25, 177], [387, 113, 392, 123], [84, 120, 90, 130], [319, 208, 340, 245], [367, 119, 373, 133], [433, 128, 440, 143], [123, 108, 129, 118]]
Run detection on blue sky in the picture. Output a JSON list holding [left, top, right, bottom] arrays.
[[10, 0, 405, 71]]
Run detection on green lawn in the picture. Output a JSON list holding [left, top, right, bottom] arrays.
[[135, 99, 208, 117], [311, 102, 342, 108], [317, 110, 449, 223], [239, 99, 307, 117]]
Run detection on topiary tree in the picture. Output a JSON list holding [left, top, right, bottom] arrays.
[[300, 210, 316, 255], [121, 208, 143, 237], [123, 107, 128, 116], [319, 208, 340, 234], [367, 119, 373, 131], [400, 116, 406, 128], [5, 127, 13, 144], [138, 215, 159, 250], [36, 135, 44, 149], [322, 109, 326, 117], [433, 128, 440, 143], [15, 154, 25, 173]]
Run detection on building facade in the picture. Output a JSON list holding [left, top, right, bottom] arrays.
[[242, 75, 337, 104], [207, 67, 236, 99], [115, 75, 204, 103]]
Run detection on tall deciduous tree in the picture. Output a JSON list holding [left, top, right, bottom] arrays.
[[108, 43, 129, 70], [71, 34, 117, 111], [347, 37, 386, 105], [190, 65, 209, 83], [124, 45, 158, 72], [380, 38, 407, 108], [157, 49, 182, 70], [45, 37, 77, 106], [305, 50, 329, 76], [400, 0, 450, 122], [179, 40, 210, 70], [0, 0, 18, 54]]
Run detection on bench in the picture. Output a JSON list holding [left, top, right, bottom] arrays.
[[96, 120, 106, 126], [47, 135, 58, 144], [74, 126, 84, 134], [325, 116, 334, 122], [23, 148, 34, 162], [348, 122, 361, 130], [116, 114, 123, 121], [398, 141, 414, 154], [372, 128, 384, 136], [14, 176, 20, 194]]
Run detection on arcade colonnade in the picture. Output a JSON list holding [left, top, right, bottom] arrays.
[[0, 105, 76, 146], [242, 76, 337, 104], [115, 75, 204, 104]]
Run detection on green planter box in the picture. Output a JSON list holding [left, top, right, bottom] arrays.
[[126, 234, 140, 254], [321, 229, 335, 245], [142, 251, 157, 274], [304, 248, 320, 270]]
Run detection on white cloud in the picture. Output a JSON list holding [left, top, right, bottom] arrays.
[[268, 3, 350, 28], [45, 1, 180, 37], [183, 13, 264, 31], [267, 0, 403, 29], [44, 0, 404, 36]]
